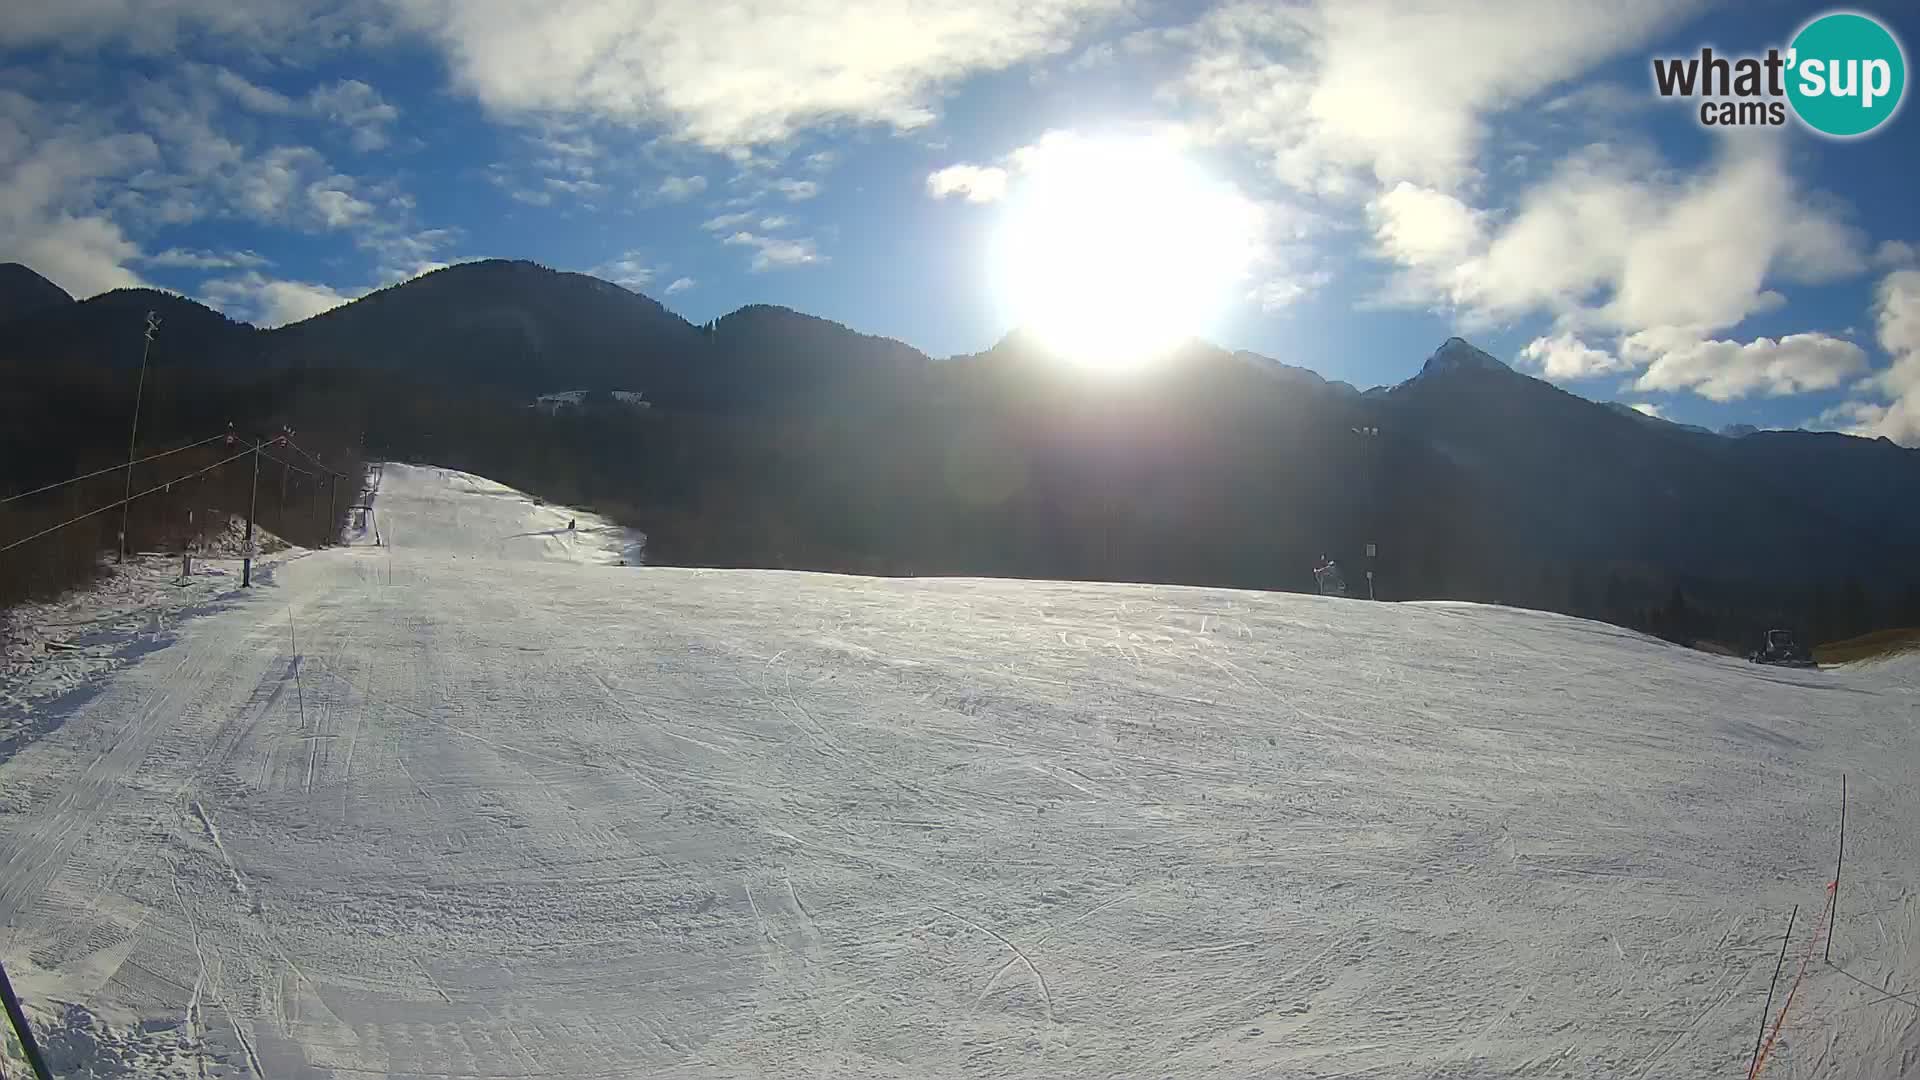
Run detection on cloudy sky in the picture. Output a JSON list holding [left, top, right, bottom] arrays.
[[3, 0, 1917, 442]]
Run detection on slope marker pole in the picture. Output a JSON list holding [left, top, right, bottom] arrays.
[[1825, 774, 1845, 963], [1749, 904, 1797, 1080], [242, 439, 261, 587], [0, 958, 54, 1080]]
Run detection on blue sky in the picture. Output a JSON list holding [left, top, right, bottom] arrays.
[[2, 0, 1917, 443]]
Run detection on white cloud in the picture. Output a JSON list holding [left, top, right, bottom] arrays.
[[1368, 181, 1482, 289], [656, 174, 706, 200], [390, 0, 1129, 149], [307, 79, 400, 152], [545, 176, 607, 195], [526, 129, 599, 177], [1004, 129, 1087, 175], [201, 270, 359, 326], [758, 214, 792, 229], [802, 151, 837, 173], [1164, 0, 1707, 194], [306, 178, 375, 227], [1248, 271, 1330, 311], [0, 91, 158, 294], [486, 165, 554, 205], [209, 67, 296, 114], [593, 250, 657, 289], [1518, 333, 1625, 379], [1876, 240, 1917, 269], [1822, 271, 1920, 445], [530, 130, 597, 161], [142, 247, 271, 269], [1627, 402, 1665, 418], [1065, 40, 1117, 72], [229, 145, 321, 220], [357, 224, 456, 282], [665, 276, 695, 294], [1540, 82, 1651, 117], [1372, 135, 1868, 339], [771, 177, 819, 201], [362, 226, 461, 282], [722, 230, 824, 271], [4, 77, 438, 303], [176, 67, 401, 151], [0, 0, 353, 53], [701, 210, 754, 231], [1623, 332, 1868, 402], [927, 163, 1009, 203], [5, 214, 145, 297]]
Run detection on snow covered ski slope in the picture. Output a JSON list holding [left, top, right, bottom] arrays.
[[2, 463, 1916, 1078]]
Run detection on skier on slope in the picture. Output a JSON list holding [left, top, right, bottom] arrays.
[[1314, 554, 1349, 598]]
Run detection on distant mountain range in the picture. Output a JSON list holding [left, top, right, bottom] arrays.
[[0, 260, 926, 412], [4, 258, 1916, 632]]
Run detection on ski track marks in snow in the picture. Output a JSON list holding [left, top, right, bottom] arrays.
[[1, 462, 1918, 1078]]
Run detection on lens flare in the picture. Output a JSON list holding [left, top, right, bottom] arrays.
[[990, 134, 1260, 370]]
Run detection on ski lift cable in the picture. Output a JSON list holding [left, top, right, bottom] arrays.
[[0, 444, 259, 555], [0, 431, 229, 505], [256, 446, 314, 478], [279, 435, 347, 478]]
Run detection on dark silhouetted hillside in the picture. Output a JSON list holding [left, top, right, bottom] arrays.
[[1371, 338, 1920, 587], [269, 260, 714, 403], [4, 261, 1917, 650], [0, 286, 257, 373], [0, 263, 73, 322]]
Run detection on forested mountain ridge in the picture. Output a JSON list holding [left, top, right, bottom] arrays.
[[4, 259, 1916, 647]]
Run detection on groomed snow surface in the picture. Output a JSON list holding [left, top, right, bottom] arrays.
[[2, 521, 299, 746], [2, 463, 1916, 1078]]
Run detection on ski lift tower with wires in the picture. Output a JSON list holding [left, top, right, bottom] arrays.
[[118, 310, 159, 564]]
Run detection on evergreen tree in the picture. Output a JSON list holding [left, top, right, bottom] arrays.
[[1568, 569, 1596, 618], [1838, 578, 1870, 639], [1604, 572, 1631, 624], [1657, 584, 1692, 644], [1811, 583, 1836, 644]]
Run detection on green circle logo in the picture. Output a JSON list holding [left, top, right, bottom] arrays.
[[1787, 11, 1907, 137]]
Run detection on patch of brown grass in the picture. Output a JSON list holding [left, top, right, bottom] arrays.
[[1815, 628, 1920, 665]]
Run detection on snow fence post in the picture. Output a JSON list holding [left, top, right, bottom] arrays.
[[1826, 774, 1845, 963], [243, 438, 261, 588], [1749, 904, 1797, 1080], [0, 958, 54, 1080]]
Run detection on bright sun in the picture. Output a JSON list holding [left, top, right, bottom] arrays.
[[991, 134, 1259, 370]]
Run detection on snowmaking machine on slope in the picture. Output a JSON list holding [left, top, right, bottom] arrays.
[[1748, 629, 1817, 668]]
